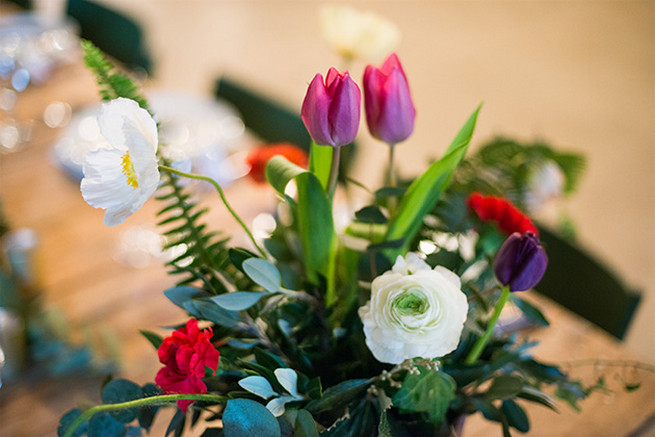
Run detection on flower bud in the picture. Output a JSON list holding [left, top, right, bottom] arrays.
[[494, 232, 548, 292], [301, 68, 361, 147], [363, 53, 416, 144]]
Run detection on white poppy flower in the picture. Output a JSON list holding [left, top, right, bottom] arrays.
[[359, 253, 468, 364], [319, 4, 401, 63], [81, 98, 160, 226]]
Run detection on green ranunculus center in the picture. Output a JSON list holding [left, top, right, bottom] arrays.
[[393, 289, 428, 316]]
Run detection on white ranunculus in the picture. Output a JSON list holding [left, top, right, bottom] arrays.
[[319, 4, 401, 63], [81, 98, 160, 226], [359, 253, 468, 364]]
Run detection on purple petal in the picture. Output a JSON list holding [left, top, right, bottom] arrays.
[[301, 73, 333, 146], [376, 67, 415, 144], [327, 73, 361, 147], [363, 65, 384, 139]]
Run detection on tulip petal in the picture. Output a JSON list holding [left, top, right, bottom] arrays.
[[377, 67, 415, 144], [327, 73, 361, 147], [301, 73, 333, 146]]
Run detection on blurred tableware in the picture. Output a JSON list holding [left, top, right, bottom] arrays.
[[52, 91, 247, 185]]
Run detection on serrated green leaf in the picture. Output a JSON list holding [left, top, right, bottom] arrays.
[[243, 258, 281, 292], [385, 105, 481, 257], [392, 368, 456, 424]]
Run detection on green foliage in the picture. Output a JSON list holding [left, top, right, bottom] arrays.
[[82, 40, 149, 110], [392, 367, 457, 424], [223, 399, 281, 437]]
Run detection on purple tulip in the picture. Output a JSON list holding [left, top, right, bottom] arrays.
[[301, 67, 361, 147], [363, 53, 416, 145], [494, 232, 548, 292]]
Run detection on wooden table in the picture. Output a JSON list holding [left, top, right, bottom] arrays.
[[0, 41, 654, 437]]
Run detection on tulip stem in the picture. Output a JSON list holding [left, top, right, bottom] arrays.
[[327, 146, 341, 199], [387, 143, 398, 215], [159, 165, 269, 260], [62, 393, 229, 437], [465, 285, 511, 364]]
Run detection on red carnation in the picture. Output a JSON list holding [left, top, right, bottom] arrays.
[[155, 319, 220, 412], [246, 142, 309, 183], [467, 192, 538, 236]]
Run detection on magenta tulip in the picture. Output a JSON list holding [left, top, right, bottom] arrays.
[[363, 53, 416, 145], [301, 67, 361, 147]]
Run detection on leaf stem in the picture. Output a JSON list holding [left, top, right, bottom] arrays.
[[62, 393, 228, 437], [159, 165, 268, 260], [465, 285, 511, 364], [327, 146, 341, 199]]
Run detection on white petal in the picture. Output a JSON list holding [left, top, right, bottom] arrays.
[[238, 376, 277, 399], [99, 98, 157, 152], [274, 368, 300, 398]]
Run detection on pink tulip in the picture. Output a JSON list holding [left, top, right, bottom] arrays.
[[363, 53, 416, 144], [301, 68, 361, 147]]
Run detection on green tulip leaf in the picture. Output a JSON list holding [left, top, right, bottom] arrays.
[[309, 141, 333, 190], [385, 105, 481, 257], [265, 155, 307, 195]]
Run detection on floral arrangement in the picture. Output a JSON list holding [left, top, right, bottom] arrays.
[[58, 32, 628, 437]]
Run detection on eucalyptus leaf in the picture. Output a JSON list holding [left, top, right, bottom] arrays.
[[223, 399, 281, 437], [239, 375, 278, 400], [186, 299, 241, 328], [87, 413, 125, 437], [392, 368, 456, 424], [266, 395, 297, 417], [385, 105, 481, 257], [211, 292, 266, 311], [274, 368, 300, 397], [229, 247, 259, 272], [243, 258, 281, 292], [101, 379, 143, 423], [164, 286, 210, 309], [58, 409, 87, 437]]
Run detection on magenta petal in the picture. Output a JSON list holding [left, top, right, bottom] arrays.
[[377, 68, 415, 144], [381, 53, 402, 76], [301, 73, 333, 146], [363, 66, 384, 139], [328, 74, 361, 147]]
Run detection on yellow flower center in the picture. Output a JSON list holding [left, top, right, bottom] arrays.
[[121, 151, 139, 189]]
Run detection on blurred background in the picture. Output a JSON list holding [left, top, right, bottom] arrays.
[[71, 0, 655, 358], [0, 1, 653, 434]]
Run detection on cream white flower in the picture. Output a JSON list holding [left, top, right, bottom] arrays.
[[525, 161, 565, 213], [319, 4, 401, 63], [359, 253, 468, 364], [81, 98, 160, 226]]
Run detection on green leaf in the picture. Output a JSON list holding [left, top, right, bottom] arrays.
[[375, 186, 406, 200], [305, 379, 371, 415], [138, 383, 162, 431], [309, 141, 333, 190], [239, 375, 277, 399], [484, 375, 524, 401], [229, 247, 258, 272], [211, 292, 266, 311], [87, 413, 125, 437], [511, 296, 550, 327], [223, 399, 281, 437], [243, 258, 281, 292], [139, 330, 163, 350], [502, 400, 530, 432], [355, 206, 387, 224], [164, 286, 210, 309], [555, 381, 586, 411], [385, 105, 481, 257], [266, 155, 307, 195], [58, 409, 87, 437], [186, 299, 241, 328], [392, 368, 456, 423], [101, 379, 143, 423], [294, 409, 319, 437], [378, 411, 395, 437], [517, 386, 558, 412], [296, 172, 336, 286]]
